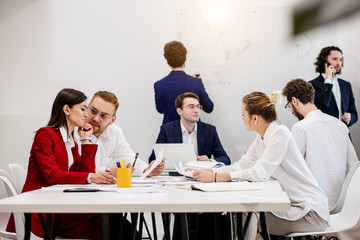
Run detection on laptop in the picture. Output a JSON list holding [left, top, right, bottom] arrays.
[[154, 143, 197, 170]]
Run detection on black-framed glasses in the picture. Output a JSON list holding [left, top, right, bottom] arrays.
[[284, 101, 291, 110], [183, 104, 203, 110]]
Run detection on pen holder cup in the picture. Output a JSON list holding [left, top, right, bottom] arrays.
[[116, 167, 131, 188]]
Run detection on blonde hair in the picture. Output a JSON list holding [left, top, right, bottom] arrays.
[[242, 91, 280, 122]]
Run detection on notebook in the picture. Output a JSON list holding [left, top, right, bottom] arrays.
[[154, 143, 197, 170]]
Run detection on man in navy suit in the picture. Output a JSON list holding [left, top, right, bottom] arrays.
[[154, 41, 214, 124], [310, 46, 357, 127], [150, 92, 231, 240], [149, 92, 230, 165]]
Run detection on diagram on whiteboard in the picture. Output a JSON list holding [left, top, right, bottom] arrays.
[[176, 8, 271, 67], [176, 8, 289, 86]]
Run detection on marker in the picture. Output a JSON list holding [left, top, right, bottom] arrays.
[[116, 162, 120, 168], [132, 152, 139, 167], [119, 160, 125, 168]]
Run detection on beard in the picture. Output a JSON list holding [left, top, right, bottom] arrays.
[[293, 108, 304, 121]]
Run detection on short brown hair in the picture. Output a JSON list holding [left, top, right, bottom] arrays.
[[283, 79, 315, 104], [175, 92, 200, 109], [91, 91, 119, 113], [242, 92, 278, 122], [314, 46, 343, 73], [164, 41, 187, 68]]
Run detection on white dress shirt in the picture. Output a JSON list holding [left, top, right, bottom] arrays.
[[292, 110, 358, 210], [213, 122, 329, 222], [59, 127, 75, 170], [180, 122, 198, 155], [76, 124, 148, 177], [323, 73, 342, 119]]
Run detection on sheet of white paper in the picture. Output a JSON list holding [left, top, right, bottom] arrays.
[[132, 177, 157, 184], [174, 161, 194, 178], [139, 148, 163, 180]]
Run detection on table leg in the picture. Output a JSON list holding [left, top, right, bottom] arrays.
[[215, 214, 221, 240], [102, 213, 110, 240], [161, 213, 171, 240], [151, 212, 157, 240], [236, 213, 244, 240], [260, 212, 270, 240], [130, 213, 139, 240], [38, 213, 51, 240], [179, 213, 189, 240], [24, 213, 31, 240], [139, 213, 144, 239]]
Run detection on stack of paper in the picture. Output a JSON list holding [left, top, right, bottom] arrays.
[[184, 161, 225, 169]]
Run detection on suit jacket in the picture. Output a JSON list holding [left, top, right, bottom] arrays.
[[310, 74, 358, 127], [154, 70, 214, 124], [7, 127, 98, 237], [148, 120, 230, 165]]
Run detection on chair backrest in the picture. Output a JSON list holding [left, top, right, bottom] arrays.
[[0, 169, 16, 188], [8, 163, 27, 194], [335, 165, 360, 229], [0, 175, 20, 239], [331, 161, 360, 214]]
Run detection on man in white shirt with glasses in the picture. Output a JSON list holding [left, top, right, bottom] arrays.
[[283, 79, 358, 211], [78, 90, 165, 177]]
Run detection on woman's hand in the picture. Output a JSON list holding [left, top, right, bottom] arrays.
[[90, 172, 116, 184], [192, 169, 215, 183], [78, 123, 93, 138]]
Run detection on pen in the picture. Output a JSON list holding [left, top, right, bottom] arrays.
[[132, 152, 139, 167], [116, 162, 120, 168]]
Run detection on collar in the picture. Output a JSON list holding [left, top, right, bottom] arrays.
[[262, 121, 278, 144], [90, 125, 111, 142], [170, 70, 186, 75], [59, 127, 75, 147], [180, 121, 197, 135], [305, 109, 321, 119]]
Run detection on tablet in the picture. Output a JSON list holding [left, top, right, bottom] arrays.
[[154, 143, 197, 170]]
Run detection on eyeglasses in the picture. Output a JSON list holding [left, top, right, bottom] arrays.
[[88, 107, 112, 120], [284, 101, 291, 111], [183, 104, 202, 110]]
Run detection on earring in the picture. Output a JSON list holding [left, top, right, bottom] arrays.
[[254, 121, 256, 126]]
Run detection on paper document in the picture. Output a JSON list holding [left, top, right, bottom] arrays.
[[174, 161, 194, 178], [139, 148, 163, 180], [188, 182, 262, 192], [184, 161, 225, 169]]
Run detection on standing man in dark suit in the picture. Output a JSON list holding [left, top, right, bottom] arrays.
[[149, 92, 230, 165], [310, 46, 357, 127], [154, 41, 214, 124]]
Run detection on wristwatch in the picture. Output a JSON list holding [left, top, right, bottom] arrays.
[[80, 136, 91, 142]]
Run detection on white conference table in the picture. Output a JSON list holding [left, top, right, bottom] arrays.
[[0, 179, 290, 240]]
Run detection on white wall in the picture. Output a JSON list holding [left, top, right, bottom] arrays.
[[0, 0, 359, 172]]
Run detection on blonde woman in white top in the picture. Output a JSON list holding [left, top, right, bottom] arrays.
[[191, 91, 329, 235]]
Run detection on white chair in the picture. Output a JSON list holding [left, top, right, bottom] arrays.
[[8, 163, 27, 194], [330, 161, 360, 214], [285, 166, 360, 239], [0, 175, 22, 239], [0, 169, 15, 190]]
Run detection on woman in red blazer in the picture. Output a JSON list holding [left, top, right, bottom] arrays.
[[8, 88, 116, 239]]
